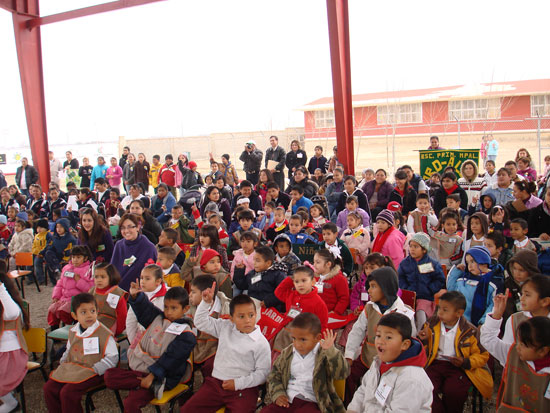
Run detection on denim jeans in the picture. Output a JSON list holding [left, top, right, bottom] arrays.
[[33, 255, 45, 283]]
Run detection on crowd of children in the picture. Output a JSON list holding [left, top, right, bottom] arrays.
[[0, 145, 549, 412]]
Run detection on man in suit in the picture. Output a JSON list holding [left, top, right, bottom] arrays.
[[265, 135, 286, 190]]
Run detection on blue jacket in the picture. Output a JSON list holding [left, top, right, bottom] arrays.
[[43, 220, 76, 261], [286, 231, 316, 245], [233, 265, 286, 313], [129, 292, 196, 390], [484, 185, 514, 206], [90, 164, 108, 189], [398, 254, 445, 302], [291, 196, 313, 214], [151, 192, 177, 224]]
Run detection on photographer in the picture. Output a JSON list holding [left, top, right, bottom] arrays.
[[239, 140, 263, 185]]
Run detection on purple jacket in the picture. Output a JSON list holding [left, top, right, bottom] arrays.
[[361, 180, 394, 208], [350, 271, 368, 311], [336, 208, 370, 235], [111, 234, 158, 291]]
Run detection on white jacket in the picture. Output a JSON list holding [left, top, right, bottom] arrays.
[[344, 297, 416, 360], [347, 355, 433, 412], [8, 228, 34, 256]]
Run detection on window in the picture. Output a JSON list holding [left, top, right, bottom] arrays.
[[314, 109, 335, 128], [448, 98, 501, 120], [377, 103, 422, 125], [531, 95, 550, 117]]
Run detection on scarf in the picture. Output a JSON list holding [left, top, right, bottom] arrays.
[[223, 161, 231, 177], [464, 268, 494, 326], [534, 353, 550, 372], [372, 226, 395, 253], [444, 184, 459, 196]]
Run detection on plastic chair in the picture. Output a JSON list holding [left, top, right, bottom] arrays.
[[400, 289, 417, 310], [9, 252, 39, 298], [16, 327, 48, 413], [84, 385, 124, 413], [150, 354, 193, 412]]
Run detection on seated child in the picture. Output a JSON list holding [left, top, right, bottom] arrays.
[[89, 263, 127, 336], [181, 248, 232, 298], [6, 206, 18, 234], [44, 293, 119, 413], [447, 246, 503, 326], [461, 212, 489, 264], [286, 214, 316, 245], [502, 249, 541, 325], [419, 291, 493, 413], [0, 215, 10, 261], [165, 204, 194, 244], [227, 209, 263, 256], [350, 253, 395, 314], [187, 275, 231, 380], [484, 230, 513, 269], [335, 195, 370, 235], [256, 201, 275, 233], [188, 224, 230, 271], [265, 206, 288, 243], [312, 249, 349, 315], [371, 209, 406, 269], [309, 203, 328, 237], [104, 187, 121, 223], [230, 231, 258, 280], [340, 211, 370, 265], [347, 313, 433, 413], [181, 293, 271, 413], [406, 193, 438, 235], [296, 209, 319, 241], [157, 247, 182, 287], [7, 219, 33, 270], [446, 193, 468, 221], [31, 218, 52, 284], [126, 264, 167, 345], [344, 267, 416, 404], [510, 218, 538, 253], [468, 192, 495, 216], [48, 246, 94, 330], [42, 218, 76, 284], [481, 310, 550, 411], [104, 285, 195, 410], [398, 233, 446, 331], [207, 213, 230, 248], [233, 245, 286, 313], [47, 186, 66, 221], [321, 222, 353, 276], [157, 228, 185, 268], [264, 314, 349, 413], [273, 233, 301, 276], [289, 186, 313, 214], [429, 209, 464, 268]]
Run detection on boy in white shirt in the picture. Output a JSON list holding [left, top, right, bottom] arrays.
[[181, 288, 271, 412]]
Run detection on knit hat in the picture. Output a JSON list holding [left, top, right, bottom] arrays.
[[16, 211, 28, 222], [237, 197, 250, 206], [466, 246, 491, 266], [200, 248, 221, 269], [188, 161, 197, 169], [367, 267, 399, 307], [0, 215, 6, 225], [36, 218, 49, 231], [376, 209, 394, 226], [410, 232, 431, 252], [387, 201, 402, 212], [507, 249, 540, 276], [204, 202, 220, 215]]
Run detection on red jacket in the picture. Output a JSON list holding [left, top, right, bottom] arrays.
[[315, 265, 350, 315], [159, 163, 176, 187], [275, 276, 329, 329]]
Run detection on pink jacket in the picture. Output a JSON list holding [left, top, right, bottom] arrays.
[[52, 260, 94, 302], [175, 160, 183, 187], [376, 229, 406, 269], [340, 225, 370, 264], [230, 249, 256, 279], [107, 166, 123, 187]]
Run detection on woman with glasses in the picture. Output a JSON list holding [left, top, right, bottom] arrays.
[[110, 213, 157, 291]]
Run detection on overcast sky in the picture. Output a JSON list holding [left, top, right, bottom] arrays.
[[1, 0, 549, 146]]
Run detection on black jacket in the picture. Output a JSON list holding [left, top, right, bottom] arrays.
[[433, 186, 468, 217], [265, 146, 286, 173], [336, 188, 368, 214], [129, 292, 196, 390], [232, 190, 262, 214], [528, 203, 550, 238], [285, 178, 319, 200], [239, 149, 263, 174], [180, 164, 203, 190], [233, 265, 286, 313], [389, 187, 417, 216], [307, 155, 328, 175], [15, 165, 39, 189], [270, 191, 291, 210], [285, 150, 307, 177]]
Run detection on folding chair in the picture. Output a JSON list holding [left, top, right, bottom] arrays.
[[9, 252, 39, 298], [400, 289, 417, 310], [16, 327, 48, 413]]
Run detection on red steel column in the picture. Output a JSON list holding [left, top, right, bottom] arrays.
[[326, 0, 354, 175], [12, 0, 51, 189]]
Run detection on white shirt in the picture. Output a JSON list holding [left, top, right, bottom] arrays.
[[0, 284, 22, 352], [194, 300, 271, 390], [20, 169, 27, 189], [514, 237, 529, 248], [287, 343, 319, 403], [436, 322, 458, 360]]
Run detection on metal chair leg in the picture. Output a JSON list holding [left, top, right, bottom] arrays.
[[113, 389, 124, 412]]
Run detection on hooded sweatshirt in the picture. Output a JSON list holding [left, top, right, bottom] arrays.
[[347, 338, 433, 412], [458, 160, 487, 205], [43, 218, 76, 261]]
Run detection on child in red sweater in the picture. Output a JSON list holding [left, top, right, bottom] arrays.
[[312, 249, 350, 315]]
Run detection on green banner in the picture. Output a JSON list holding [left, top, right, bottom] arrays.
[[419, 149, 479, 180]]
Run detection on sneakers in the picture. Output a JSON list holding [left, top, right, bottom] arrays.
[[151, 378, 166, 400]]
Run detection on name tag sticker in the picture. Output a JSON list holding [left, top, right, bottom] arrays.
[[449, 238, 457, 243], [375, 380, 392, 406], [418, 263, 434, 273], [97, 244, 105, 252], [361, 292, 369, 302], [83, 337, 100, 355], [287, 308, 301, 319], [166, 323, 186, 335], [64, 271, 75, 278], [251, 275, 261, 284], [297, 153, 303, 158], [316, 282, 324, 294], [123, 255, 137, 266], [106, 293, 120, 309]]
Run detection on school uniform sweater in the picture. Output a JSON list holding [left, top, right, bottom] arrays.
[[126, 283, 166, 345]]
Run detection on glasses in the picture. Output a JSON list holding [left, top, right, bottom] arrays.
[[120, 225, 137, 231]]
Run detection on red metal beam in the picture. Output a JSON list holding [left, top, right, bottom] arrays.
[[326, 0, 354, 175], [27, 0, 166, 29], [12, 0, 51, 190], [0, 0, 37, 15]]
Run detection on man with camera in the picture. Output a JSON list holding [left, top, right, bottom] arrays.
[[239, 140, 263, 185]]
